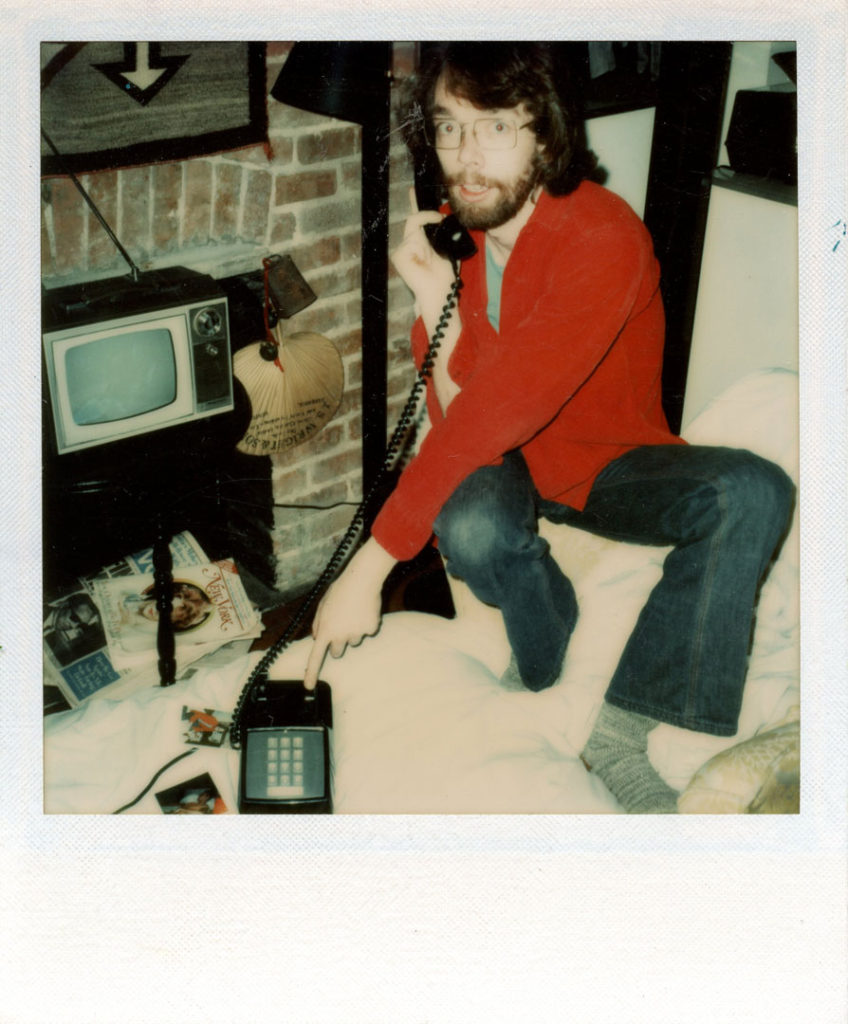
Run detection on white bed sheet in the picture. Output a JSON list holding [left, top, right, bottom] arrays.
[[43, 368, 799, 814]]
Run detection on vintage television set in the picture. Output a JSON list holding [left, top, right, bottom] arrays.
[[42, 266, 234, 457]]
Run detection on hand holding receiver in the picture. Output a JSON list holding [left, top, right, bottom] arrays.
[[391, 207, 457, 313], [303, 538, 397, 689], [423, 214, 477, 263]]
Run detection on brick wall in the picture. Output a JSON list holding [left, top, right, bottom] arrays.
[[41, 41, 420, 599]]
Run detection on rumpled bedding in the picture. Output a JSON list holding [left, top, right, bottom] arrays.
[[43, 368, 799, 814]]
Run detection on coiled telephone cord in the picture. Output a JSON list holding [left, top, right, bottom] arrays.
[[230, 266, 463, 748]]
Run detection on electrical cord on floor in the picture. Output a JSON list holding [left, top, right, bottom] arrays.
[[218, 496, 362, 513], [272, 500, 361, 511], [112, 748, 197, 814]]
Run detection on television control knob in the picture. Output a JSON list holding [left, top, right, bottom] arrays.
[[193, 306, 224, 338], [204, 343, 219, 357]]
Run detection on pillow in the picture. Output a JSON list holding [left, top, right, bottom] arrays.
[[683, 366, 798, 477], [677, 707, 800, 814]]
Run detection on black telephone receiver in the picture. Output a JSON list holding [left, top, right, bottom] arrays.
[[423, 214, 477, 263], [415, 174, 477, 263]]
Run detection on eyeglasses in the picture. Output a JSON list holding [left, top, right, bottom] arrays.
[[427, 117, 535, 151]]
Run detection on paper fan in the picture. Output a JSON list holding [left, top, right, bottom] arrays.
[[233, 325, 344, 455]]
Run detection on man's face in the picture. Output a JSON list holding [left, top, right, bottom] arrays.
[[431, 76, 543, 231]]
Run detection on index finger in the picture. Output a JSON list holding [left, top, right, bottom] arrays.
[[403, 209, 444, 240], [408, 186, 418, 214], [303, 635, 329, 690]]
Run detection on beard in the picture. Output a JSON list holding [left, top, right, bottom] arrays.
[[445, 156, 542, 231]]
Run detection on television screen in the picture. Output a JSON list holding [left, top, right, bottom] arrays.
[[66, 329, 177, 425]]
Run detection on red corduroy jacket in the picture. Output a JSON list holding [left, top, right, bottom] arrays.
[[371, 181, 684, 561]]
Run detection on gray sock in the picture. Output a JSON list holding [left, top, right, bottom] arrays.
[[582, 702, 679, 813], [498, 654, 527, 692]]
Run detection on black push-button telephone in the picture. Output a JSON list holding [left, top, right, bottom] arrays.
[[238, 679, 333, 814], [231, 208, 476, 813]]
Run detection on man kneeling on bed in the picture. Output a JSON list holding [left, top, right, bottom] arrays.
[[303, 42, 794, 813]]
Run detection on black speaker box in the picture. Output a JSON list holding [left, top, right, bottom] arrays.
[[725, 86, 797, 185]]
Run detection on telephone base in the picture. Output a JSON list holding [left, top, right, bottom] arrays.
[[237, 679, 333, 814]]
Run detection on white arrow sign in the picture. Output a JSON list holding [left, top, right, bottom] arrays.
[[93, 43, 189, 106], [121, 43, 167, 90]]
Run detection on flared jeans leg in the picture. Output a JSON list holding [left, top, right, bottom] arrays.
[[433, 444, 793, 732], [541, 444, 795, 736], [434, 451, 578, 691]]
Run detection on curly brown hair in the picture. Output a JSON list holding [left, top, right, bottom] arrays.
[[398, 42, 600, 198]]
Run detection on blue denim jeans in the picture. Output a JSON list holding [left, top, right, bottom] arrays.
[[433, 446, 794, 736]]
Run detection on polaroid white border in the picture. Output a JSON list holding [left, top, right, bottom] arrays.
[[2, 5, 845, 1022]]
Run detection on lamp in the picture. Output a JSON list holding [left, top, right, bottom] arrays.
[[271, 42, 393, 501], [270, 41, 391, 127]]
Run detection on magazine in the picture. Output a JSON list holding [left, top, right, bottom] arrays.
[[92, 559, 262, 671], [42, 532, 243, 707]]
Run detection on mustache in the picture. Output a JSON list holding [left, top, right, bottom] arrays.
[[444, 175, 493, 188]]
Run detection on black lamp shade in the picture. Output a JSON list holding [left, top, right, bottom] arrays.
[[270, 42, 390, 126]]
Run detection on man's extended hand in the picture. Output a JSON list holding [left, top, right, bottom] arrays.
[[303, 538, 397, 689]]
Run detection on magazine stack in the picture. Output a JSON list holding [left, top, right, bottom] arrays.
[[43, 532, 262, 708]]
